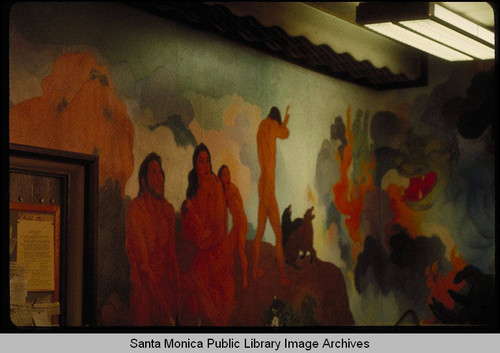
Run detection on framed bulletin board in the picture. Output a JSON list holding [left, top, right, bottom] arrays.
[[9, 143, 99, 327], [9, 202, 61, 326]]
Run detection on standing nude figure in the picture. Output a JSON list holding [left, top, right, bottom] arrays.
[[253, 105, 291, 285]]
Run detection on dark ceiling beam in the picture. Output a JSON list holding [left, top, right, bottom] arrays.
[[124, 2, 428, 90]]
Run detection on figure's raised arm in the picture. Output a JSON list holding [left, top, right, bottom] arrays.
[[283, 104, 290, 127], [276, 105, 290, 139]]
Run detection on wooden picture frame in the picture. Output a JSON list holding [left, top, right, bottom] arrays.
[[9, 143, 99, 327]]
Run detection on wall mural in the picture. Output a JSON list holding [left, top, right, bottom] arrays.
[[9, 3, 495, 327]]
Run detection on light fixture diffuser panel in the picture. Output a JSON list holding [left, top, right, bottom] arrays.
[[400, 19, 495, 60], [433, 4, 495, 45], [357, 2, 495, 62], [365, 22, 473, 61]]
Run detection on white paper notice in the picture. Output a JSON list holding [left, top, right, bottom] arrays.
[[34, 302, 60, 316], [32, 308, 51, 327], [9, 262, 27, 305], [17, 218, 55, 291], [10, 304, 33, 327]]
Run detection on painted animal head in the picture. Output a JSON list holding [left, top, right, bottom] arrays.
[[303, 206, 315, 222]]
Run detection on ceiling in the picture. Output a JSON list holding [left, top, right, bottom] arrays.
[[128, 2, 495, 90]]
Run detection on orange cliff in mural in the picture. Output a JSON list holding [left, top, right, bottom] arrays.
[[9, 52, 134, 196]]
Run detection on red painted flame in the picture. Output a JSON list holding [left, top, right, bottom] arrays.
[[385, 184, 423, 239], [424, 246, 468, 324], [332, 106, 375, 264]]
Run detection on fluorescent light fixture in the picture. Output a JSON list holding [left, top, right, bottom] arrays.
[[400, 19, 494, 60], [356, 2, 495, 61], [366, 22, 474, 61], [433, 4, 494, 45]]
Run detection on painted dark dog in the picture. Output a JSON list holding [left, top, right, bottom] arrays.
[[281, 205, 316, 270]]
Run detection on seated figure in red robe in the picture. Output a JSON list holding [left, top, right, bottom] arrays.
[[126, 153, 179, 326], [180, 143, 235, 326]]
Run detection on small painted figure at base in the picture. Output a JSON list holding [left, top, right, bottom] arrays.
[[218, 165, 249, 289]]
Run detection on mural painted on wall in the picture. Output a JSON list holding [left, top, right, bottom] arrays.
[[9, 3, 495, 327]]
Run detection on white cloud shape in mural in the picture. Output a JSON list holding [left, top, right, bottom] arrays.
[[221, 94, 262, 177], [141, 65, 195, 127], [186, 93, 263, 204], [125, 109, 194, 212], [189, 120, 252, 205], [222, 94, 262, 144]]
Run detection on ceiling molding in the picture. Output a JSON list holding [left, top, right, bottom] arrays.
[[126, 2, 428, 90]]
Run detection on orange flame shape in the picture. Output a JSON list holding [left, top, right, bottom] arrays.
[[385, 184, 423, 239], [424, 246, 468, 323], [307, 185, 317, 205], [332, 106, 375, 264]]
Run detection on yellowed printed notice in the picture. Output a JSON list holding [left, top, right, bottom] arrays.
[[34, 302, 60, 316], [10, 304, 33, 327], [9, 262, 27, 305], [17, 216, 55, 291], [32, 307, 52, 327]]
